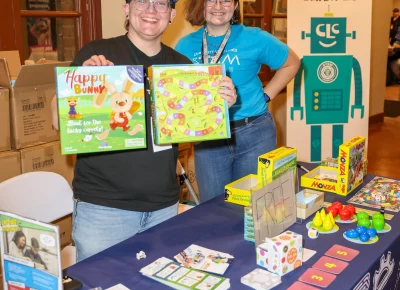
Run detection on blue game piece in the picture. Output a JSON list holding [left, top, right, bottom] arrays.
[[345, 229, 359, 239], [356, 226, 367, 235], [367, 228, 377, 238], [359, 233, 370, 242]]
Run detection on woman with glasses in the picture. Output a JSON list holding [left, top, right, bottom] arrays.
[[51, 0, 237, 262], [175, 0, 300, 203]]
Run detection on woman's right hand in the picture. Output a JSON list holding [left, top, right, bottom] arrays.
[[83, 55, 114, 66]]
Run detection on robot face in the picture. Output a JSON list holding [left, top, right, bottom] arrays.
[[310, 17, 348, 54]]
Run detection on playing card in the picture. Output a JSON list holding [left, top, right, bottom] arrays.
[[325, 244, 359, 261], [313, 256, 349, 274], [299, 268, 336, 288], [287, 281, 320, 290]]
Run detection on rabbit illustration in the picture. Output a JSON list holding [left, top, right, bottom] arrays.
[[92, 79, 142, 140]]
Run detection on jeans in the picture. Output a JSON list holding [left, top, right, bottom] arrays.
[[72, 200, 178, 262], [194, 111, 277, 203]]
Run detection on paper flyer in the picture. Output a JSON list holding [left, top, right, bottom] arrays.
[[174, 244, 234, 275], [0, 211, 62, 290]]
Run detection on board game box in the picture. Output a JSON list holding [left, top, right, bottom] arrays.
[[148, 64, 230, 144], [348, 176, 400, 212], [56, 66, 146, 154], [337, 136, 366, 196], [301, 136, 366, 196]]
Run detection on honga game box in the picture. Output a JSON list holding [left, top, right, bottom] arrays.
[[148, 64, 231, 144]]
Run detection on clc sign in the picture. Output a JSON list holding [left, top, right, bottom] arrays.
[[310, 17, 347, 53]]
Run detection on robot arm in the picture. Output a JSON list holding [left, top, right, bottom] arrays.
[[351, 57, 365, 119], [291, 58, 304, 120]]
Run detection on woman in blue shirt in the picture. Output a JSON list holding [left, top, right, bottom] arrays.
[[175, 0, 300, 203]]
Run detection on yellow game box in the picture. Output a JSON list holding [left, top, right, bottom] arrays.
[[301, 136, 366, 196], [301, 166, 338, 194], [257, 147, 297, 186], [224, 174, 261, 206], [337, 136, 366, 196]]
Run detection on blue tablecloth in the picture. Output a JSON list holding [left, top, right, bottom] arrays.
[[65, 169, 400, 289]]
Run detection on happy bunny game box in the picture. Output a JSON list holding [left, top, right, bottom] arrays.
[[55, 66, 146, 154]]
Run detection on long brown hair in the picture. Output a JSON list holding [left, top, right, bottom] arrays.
[[184, 0, 241, 26]]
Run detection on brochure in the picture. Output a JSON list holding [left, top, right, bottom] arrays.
[[174, 244, 234, 275], [140, 257, 230, 290], [0, 211, 62, 290]]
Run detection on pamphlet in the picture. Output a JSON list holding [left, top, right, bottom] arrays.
[[140, 257, 230, 290], [0, 211, 62, 290], [174, 244, 234, 275]]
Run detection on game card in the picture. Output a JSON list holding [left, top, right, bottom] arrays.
[[287, 281, 320, 290], [313, 256, 349, 274], [325, 244, 359, 261], [299, 268, 336, 288]]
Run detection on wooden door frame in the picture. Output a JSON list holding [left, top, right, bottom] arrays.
[[1, 0, 102, 63]]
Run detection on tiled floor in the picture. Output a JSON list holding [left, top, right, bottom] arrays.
[[368, 85, 400, 179]]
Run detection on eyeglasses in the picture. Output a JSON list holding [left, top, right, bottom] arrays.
[[133, 0, 171, 13], [206, 0, 234, 8]]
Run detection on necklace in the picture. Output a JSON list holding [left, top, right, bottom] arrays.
[[202, 26, 232, 64], [205, 27, 228, 37]]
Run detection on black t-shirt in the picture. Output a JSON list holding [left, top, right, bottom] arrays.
[[390, 17, 400, 42], [71, 35, 191, 212]]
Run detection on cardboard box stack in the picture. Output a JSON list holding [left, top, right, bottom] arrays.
[[0, 52, 74, 257]]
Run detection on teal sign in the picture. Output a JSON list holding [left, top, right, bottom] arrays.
[[292, 14, 364, 162]]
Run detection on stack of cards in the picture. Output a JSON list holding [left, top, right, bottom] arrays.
[[288, 244, 360, 289], [244, 207, 255, 242], [241, 268, 281, 290]]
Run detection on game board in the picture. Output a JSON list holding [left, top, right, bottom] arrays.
[[56, 66, 146, 154], [149, 64, 230, 144], [348, 176, 400, 212]]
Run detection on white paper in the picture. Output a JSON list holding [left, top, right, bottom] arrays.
[[302, 248, 317, 262], [105, 284, 130, 290]]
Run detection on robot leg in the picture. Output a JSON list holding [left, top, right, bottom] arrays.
[[311, 125, 322, 162], [332, 125, 343, 158]]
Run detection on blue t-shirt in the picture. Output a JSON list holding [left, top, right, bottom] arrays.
[[175, 24, 289, 121]]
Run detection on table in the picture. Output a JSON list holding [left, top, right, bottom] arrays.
[[65, 170, 400, 289]]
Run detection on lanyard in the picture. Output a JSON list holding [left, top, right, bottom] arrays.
[[202, 26, 232, 64]]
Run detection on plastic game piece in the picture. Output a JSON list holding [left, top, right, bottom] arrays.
[[136, 251, 146, 260], [312, 212, 322, 227], [359, 233, 370, 242], [356, 226, 367, 235], [323, 215, 334, 231], [356, 211, 369, 220], [345, 229, 359, 239], [372, 213, 385, 230], [367, 228, 377, 238], [357, 217, 371, 228], [308, 227, 319, 239]]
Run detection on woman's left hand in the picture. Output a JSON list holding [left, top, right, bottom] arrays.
[[218, 76, 237, 108]]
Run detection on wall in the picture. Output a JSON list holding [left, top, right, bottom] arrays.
[[369, 0, 391, 117], [101, 0, 126, 39], [394, 0, 400, 9]]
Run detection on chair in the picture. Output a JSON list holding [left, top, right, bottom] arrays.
[[0, 171, 76, 269]]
